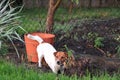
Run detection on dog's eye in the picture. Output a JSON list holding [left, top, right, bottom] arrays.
[[61, 57, 64, 59]]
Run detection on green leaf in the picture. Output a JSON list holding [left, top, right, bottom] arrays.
[[0, 0, 25, 58]]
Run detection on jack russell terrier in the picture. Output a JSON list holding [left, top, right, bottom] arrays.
[[27, 34, 68, 74]]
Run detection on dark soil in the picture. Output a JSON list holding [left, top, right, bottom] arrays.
[[1, 18, 120, 77], [55, 18, 120, 57]]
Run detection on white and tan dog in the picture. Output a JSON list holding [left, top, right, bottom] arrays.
[[27, 34, 68, 74]]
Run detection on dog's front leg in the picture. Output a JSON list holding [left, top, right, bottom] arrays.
[[38, 55, 43, 67], [38, 60, 42, 67]]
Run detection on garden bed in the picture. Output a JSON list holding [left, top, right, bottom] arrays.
[[2, 18, 120, 77]]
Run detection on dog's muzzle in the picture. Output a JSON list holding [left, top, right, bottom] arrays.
[[57, 61, 64, 66], [56, 60, 68, 74]]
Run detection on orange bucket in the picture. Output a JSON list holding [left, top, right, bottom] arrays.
[[24, 33, 55, 62]]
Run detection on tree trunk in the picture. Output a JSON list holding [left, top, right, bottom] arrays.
[[46, 0, 61, 33], [46, 0, 55, 33], [91, 0, 100, 7], [69, 0, 73, 14]]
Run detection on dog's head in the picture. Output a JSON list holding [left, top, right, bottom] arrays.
[[54, 51, 68, 68]]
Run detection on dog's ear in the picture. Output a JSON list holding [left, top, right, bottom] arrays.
[[64, 52, 68, 58], [54, 52, 57, 57]]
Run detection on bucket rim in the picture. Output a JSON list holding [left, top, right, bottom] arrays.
[[24, 32, 55, 39]]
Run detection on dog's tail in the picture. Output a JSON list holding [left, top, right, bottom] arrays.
[[27, 34, 43, 44]]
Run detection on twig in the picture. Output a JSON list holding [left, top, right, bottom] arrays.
[[96, 47, 107, 56]]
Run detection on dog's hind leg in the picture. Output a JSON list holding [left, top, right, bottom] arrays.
[[38, 54, 43, 67]]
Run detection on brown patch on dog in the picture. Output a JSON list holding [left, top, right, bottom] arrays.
[[54, 51, 68, 68], [54, 52, 68, 62]]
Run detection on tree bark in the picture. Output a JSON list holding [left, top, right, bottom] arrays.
[[46, 0, 61, 33], [69, 0, 73, 14]]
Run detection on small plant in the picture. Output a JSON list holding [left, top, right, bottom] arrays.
[[87, 32, 98, 41], [82, 32, 99, 43], [64, 45, 75, 61], [94, 37, 104, 48], [64, 45, 73, 57], [0, 0, 25, 58]]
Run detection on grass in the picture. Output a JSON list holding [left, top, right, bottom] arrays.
[[0, 59, 63, 80], [0, 59, 120, 80], [19, 7, 120, 35]]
